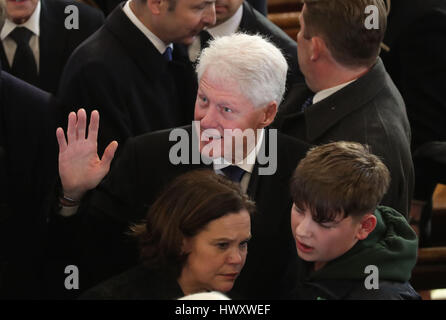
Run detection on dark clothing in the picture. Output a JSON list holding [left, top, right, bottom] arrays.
[[0, 70, 58, 299], [80, 264, 184, 300], [67, 126, 309, 299], [58, 4, 197, 154], [239, 2, 303, 92], [380, 0, 446, 152], [0, 0, 104, 94], [274, 59, 414, 217], [288, 206, 420, 300]]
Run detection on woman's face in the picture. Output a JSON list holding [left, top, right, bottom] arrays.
[[179, 210, 251, 295]]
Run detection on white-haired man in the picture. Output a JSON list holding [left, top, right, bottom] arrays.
[[56, 33, 309, 299]]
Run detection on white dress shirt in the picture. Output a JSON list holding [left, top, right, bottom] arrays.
[[123, 0, 173, 55], [188, 4, 243, 61], [1, 1, 41, 71], [313, 79, 356, 104]]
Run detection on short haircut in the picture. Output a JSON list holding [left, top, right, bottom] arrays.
[[303, 0, 387, 68], [132, 169, 255, 277], [196, 33, 288, 109], [290, 141, 390, 223]]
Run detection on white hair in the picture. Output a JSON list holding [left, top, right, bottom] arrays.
[[178, 291, 231, 300], [196, 33, 288, 109]]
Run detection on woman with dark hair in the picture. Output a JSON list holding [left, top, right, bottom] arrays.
[[80, 169, 255, 299]]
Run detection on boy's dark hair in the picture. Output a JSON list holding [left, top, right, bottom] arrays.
[[303, 0, 387, 68], [131, 169, 255, 277], [290, 141, 390, 223]]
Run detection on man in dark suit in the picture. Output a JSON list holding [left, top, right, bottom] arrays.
[[0, 59, 58, 298], [58, 0, 216, 155], [56, 33, 309, 299], [274, 0, 413, 217], [0, 0, 104, 94], [380, 0, 446, 241], [189, 0, 303, 92]]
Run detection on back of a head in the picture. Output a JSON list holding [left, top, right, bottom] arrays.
[[196, 33, 288, 108], [290, 141, 390, 222], [303, 0, 387, 68]]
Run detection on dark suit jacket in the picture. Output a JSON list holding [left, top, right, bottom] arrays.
[[380, 0, 446, 152], [274, 58, 414, 217], [58, 4, 198, 155], [69, 126, 309, 299], [239, 2, 303, 92], [80, 264, 184, 300], [0, 69, 58, 298], [0, 0, 104, 94]]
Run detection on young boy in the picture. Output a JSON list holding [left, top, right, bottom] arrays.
[[288, 141, 420, 300]]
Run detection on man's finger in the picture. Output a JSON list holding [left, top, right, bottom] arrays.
[[66, 112, 77, 145], [88, 110, 100, 143], [56, 127, 67, 153], [101, 141, 118, 169], [77, 108, 87, 140]]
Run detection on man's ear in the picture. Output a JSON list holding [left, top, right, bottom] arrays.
[[259, 101, 278, 128], [147, 0, 165, 15], [310, 36, 323, 61], [356, 213, 377, 240]]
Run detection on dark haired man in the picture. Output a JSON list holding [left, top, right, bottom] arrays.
[[274, 0, 413, 217], [58, 0, 216, 154]]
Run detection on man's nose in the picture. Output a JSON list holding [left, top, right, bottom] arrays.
[[202, 2, 217, 27], [199, 105, 218, 129]]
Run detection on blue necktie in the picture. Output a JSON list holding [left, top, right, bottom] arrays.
[[221, 165, 246, 183], [301, 95, 314, 112], [163, 46, 173, 62]]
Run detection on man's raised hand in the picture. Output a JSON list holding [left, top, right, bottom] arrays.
[[56, 109, 118, 201]]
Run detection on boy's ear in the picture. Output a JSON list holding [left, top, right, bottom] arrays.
[[356, 213, 377, 240]]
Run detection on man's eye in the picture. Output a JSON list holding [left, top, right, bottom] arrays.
[[222, 107, 233, 113], [200, 96, 208, 103], [319, 223, 333, 229]]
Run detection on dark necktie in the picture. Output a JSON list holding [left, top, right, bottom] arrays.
[[301, 95, 314, 112], [9, 27, 38, 85], [221, 165, 246, 183], [163, 46, 173, 62], [200, 30, 213, 50]]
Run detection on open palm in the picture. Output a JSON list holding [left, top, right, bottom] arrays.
[[56, 109, 118, 201]]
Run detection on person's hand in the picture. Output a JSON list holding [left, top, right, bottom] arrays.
[[56, 109, 118, 201]]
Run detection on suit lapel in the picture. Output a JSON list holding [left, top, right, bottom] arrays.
[[0, 45, 11, 73], [238, 2, 258, 33]]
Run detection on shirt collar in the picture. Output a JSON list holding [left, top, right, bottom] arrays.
[[313, 79, 356, 104], [207, 5, 243, 38], [212, 128, 264, 174], [1, 0, 41, 40], [123, 0, 173, 55]]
